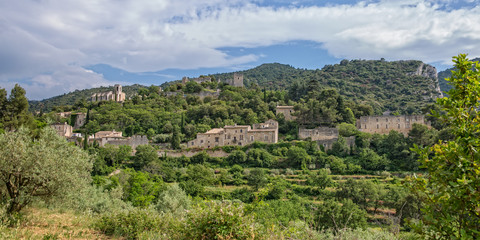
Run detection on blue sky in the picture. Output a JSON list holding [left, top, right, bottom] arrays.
[[1, 0, 479, 100]]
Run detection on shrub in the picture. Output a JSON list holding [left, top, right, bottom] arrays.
[[183, 201, 256, 239], [95, 207, 164, 240]]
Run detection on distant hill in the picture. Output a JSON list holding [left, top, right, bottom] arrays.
[[29, 84, 146, 112], [437, 57, 480, 94]]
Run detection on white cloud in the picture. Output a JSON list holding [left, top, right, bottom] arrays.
[[1, 0, 480, 99]]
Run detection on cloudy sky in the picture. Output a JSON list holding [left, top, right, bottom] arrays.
[[1, 0, 479, 100]]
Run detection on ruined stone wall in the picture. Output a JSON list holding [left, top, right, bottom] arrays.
[[316, 136, 355, 151], [299, 127, 338, 141], [276, 106, 296, 121], [160, 149, 230, 158]]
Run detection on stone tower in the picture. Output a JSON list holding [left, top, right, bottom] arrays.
[[232, 73, 244, 87], [113, 84, 125, 102]]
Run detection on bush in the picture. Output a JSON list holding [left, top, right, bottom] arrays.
[[95, 207, 164, 240], [155, 184, 191, 216], [183, 201, 256, 240]]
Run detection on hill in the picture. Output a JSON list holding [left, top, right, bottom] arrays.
[[29, 84, 146, 112], [31, 59, 443, 114], [438, 57, 480, 94], [214, 60, 442, 113]]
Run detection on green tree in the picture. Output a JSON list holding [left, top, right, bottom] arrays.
[[409, 54, 480, 238], [287, 146, 311, 168], [307, 168, 333, 189], [2, 84, 34, 131], [0, 127, 92, 213], [314, 199, 367, 233], [133, 145, 158, 170], [247, 169, 267, 190]]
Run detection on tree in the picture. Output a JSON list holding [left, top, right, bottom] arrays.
[[409, 54, 480, 238], [0, 127, 92, 213], [2, 84, 34, 131], [170, 125, 181, 149], [247, 169, 267, 190], [133, 145, 158, 170], [287, 146, 311, 168], [314, 199, 367, 233]]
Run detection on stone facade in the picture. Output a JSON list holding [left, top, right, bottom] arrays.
[[356, 115, 430, 135], [90, 130, 148, 148], [188, 119, 278, 149], [276, 106, 296, 121], [225, 73, 244, 87], [91, 84, 126, 102], [298, 127, 338, 141], [51, 122, 73, 137], [94, 130, 123, 139], [73, 113, 86, 129]]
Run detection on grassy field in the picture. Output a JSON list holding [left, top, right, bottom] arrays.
[[1, 207, 118, 240]]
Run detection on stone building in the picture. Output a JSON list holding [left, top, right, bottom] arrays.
[[298, 126, 355, 150], [90, 130, 148, 148], [276, 106, 296, 121], [51, 122, 73, 137], [73, 113, 86, 129], [225, 73, 244, 87], [94, 130, 123, 139], [298, 127, 338, 141], [188, 119, 278, 149], [356, 115, 430, 135], [91, 84, 126, 102]]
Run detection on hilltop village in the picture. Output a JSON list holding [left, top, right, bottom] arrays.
[[51, 71, 431, 155]]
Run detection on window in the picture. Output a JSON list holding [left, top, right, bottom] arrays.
[[233, 137, 237, 141], [215, 137, 219, 142], [364, 124, 367, 129], [251, 136, 254, 141], [376, 118, 378, 122], [265, 136, 268, 141], [240, 129, 243, 133], [398, 124, 400, 129], [240, 135, 243, 140], [376, 124, 379, 129], [386, 118, 388, 122], [386, 124, 388, 129], [200, 140, 204, 143]]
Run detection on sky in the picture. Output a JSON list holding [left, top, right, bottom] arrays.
[[1, 0, 480, 100]]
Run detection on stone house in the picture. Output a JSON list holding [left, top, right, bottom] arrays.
[[51, 122, 73, 137], [276, 106, 296, 121], [90, 130, 148, 148], [356, 115, 430, 135], [188, 119, 278, 149], [91, 84, 126, 102]]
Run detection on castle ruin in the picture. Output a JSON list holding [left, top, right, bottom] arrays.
[[91, 84, 126, 102]]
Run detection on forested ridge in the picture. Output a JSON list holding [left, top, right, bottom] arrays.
[[32, 59, 442, 114]]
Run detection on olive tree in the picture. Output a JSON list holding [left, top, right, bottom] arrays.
[[0, 127, 92, 213]]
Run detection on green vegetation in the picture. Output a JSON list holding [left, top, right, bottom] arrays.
[[409, 54, 480, 238], [0, 56, 474, 239]]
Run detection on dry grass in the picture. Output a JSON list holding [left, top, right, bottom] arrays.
[[1, 207, 121, 240]]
